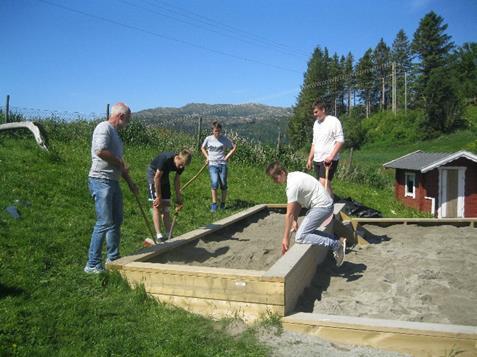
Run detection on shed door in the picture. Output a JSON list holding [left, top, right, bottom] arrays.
[[438, 167, 466, 218], [445, 170, 458, 217]]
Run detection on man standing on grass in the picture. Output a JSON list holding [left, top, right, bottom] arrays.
[[306, 101, 344, 196], [266, 161, 345, 266], [84, 102, 138, 274]]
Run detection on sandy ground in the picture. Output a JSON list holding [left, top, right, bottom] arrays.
[[221, 320, 409, 357], [150, 210, 297, 270], [296, 224, 477, 326]]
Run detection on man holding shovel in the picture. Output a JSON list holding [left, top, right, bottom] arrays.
[[306, 101, 344, 196], [84, 102, 138, 274], [266, 161, 346, 267]]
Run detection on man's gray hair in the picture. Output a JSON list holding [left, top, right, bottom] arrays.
[[110, 102, 131, 117]]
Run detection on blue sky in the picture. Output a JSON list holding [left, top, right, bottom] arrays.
[[1, 0, 476, 115]]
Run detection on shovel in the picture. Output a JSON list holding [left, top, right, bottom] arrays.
[[167, 204, 184, 240], [166, 163, 207, 240], [133, 191, 157, 247]]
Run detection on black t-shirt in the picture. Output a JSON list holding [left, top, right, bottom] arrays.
[[149, 152, 184, 184]]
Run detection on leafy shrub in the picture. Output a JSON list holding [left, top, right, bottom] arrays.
[[464, 105, 477, 133], [362, 110, 426, 145]]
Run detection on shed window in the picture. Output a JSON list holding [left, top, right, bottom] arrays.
[[404, 172, 416, 198]]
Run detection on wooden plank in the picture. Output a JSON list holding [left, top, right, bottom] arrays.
[[351, 217, 477, 225], [266, 203, 287, 209], [333, 219, 356, 246], [151, 293, 284, 322], [124, 262, 280, 281], [121, 265, 285, 305], [282, 313, 477, 357]]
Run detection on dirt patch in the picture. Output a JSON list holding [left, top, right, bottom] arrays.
[[149, 210, 298, 270], [296, 224, 477, 326]]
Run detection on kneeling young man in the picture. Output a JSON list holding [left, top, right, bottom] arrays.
[[266, 161, 345, 266], [147, 149, 192, 242]]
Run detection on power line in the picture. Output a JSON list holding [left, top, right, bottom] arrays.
[[35, 0, 301, 74], [117, 0, 308, 59], [139, 0, 310, 58]]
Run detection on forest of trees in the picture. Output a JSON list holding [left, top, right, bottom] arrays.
[[289, 11, 477, 148]]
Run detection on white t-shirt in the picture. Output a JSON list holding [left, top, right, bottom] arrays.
[[286, 172, 333, 209], [202, 134, 234, 166], [312, 115, 344, 162]]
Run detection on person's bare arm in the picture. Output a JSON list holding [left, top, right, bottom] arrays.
[[282, 201, 301, 255], [174, 173, 183, 205], [324, 141, 344, 164], [224, 143, 237, 161], [306, 144, 315, 170]]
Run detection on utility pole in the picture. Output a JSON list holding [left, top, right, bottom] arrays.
[[392, 62, 397, 114], [106, 103, 110, 119], [404, 72, 408, 114], [381, 77, 385, 110], [4, 95, 10, 123]]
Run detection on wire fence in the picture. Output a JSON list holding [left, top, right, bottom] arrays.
[[0, 105, 105, 122]]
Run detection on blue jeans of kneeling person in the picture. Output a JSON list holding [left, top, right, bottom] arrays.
[[86, 177, 123, 269], [209, 164, 228, 190], [295, 205, 340, 251]]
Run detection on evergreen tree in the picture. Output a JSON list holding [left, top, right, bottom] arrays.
[[288, 46, 329, 147], [373, 38, 391, 110], [328, 53, 343, 116], [344, 52, 355, 114], [412, 11, 460, 135], [391, 29, 413, 109], [453, 42, 477, 100], [423, 66, 463, 137], [412, 11, 454, 94], [356, 49, 374, 118]]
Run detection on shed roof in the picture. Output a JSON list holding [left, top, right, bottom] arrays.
[[383, 150, 477, 173]]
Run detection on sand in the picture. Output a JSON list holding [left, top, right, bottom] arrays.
[[152, 210, 477, 326], [150, 211, 296, 270], [296, 224, 477, 326]]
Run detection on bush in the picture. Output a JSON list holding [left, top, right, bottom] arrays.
[[464, 105, 477, 133], [362, 110, 426, 145]]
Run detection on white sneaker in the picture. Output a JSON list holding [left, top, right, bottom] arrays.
[[333, 238, 346, 267], [84, 265, 105, 274]]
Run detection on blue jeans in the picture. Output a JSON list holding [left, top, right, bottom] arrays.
[[209, 164, 228, 190], [86, 177, 123, 268], [295, 205, 339, 251]]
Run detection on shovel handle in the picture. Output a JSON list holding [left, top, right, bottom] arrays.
[[324, 163, 330, 191], [181, 163, 208, 193], [134, 191, 156, 243]]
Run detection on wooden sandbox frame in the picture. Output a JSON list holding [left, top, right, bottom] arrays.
[[108, 206, 477, 356], [108, 204, 346, 321]]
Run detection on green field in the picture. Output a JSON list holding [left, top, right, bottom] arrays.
[[1, 121, 474, 354]]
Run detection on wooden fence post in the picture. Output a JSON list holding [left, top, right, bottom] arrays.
[[196, 116, 202, 151], [5, 95, 10, 123]]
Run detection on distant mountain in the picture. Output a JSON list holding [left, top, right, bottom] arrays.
[[134, 103, 292, 143]]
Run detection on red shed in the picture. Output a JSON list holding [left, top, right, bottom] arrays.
[[383, 150, 477, 218]]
